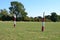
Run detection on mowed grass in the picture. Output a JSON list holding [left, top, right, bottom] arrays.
[[0, 21, 60, 40]]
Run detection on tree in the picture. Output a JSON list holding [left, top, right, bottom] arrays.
[[45, 15, 50, 19], [37, 16, 42, 22], [50, 12, 58, 22], [34, 17, 39, 22], [9, 1, 27, 21], [30, 17, 34, 21], [0, 9, 8, 16], [57, 15, 60, 21], [24, 16, 31, 21], [0, 9, 9, 21], [45, 15, 51, 22]]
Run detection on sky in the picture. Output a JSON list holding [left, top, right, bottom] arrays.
[[0, 0, 60, 17]]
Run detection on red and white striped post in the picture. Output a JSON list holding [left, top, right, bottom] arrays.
[[14, 14, 16, 27], [42, 12, 45, 32]]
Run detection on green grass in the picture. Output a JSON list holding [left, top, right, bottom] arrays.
[[0, 21, 60, 40]]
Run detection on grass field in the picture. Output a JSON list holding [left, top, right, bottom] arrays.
[[0, 21, 60, 40]]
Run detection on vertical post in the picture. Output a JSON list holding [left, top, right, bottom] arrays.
[[42, 12, 45, 32], [14, 14, 16, 27]]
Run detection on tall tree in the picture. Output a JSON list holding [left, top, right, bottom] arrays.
[[50, 12, 58, 22], [9, 1, 27, 21]]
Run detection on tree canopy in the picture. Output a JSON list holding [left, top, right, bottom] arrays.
[[9, 1, 27, 21], [50, 12, 58, 22]]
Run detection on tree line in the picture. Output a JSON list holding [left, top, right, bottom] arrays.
[[0, 1, 60, 22]]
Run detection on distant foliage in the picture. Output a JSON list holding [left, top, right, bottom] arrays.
[[0, 1, 60, 22], [50, 12, 58, 22]]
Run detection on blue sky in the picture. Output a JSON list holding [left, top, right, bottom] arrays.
[[0, 0, 60, 17]]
